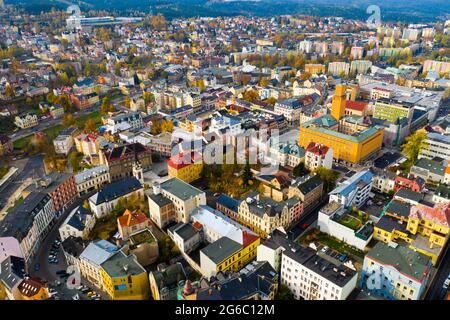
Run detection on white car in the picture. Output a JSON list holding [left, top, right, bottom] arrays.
[[320, 246, 329, 253]]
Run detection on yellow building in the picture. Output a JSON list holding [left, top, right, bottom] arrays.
[[298, 85, 384, 164], [374, 201, 450, 265], [200, 235, 260, 278], [168, 151, 203, 183], [17, 278, 49, 300], [331, 84, 346, 121], [100, 251, 150, 300], [305, 64, 326, 75]]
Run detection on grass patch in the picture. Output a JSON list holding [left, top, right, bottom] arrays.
[[0, 167, 9, 180], [13, 111, 102, 150], [338, 213, 363, 231], [299, 228, 365, 259], [6, 196, 24, 213]]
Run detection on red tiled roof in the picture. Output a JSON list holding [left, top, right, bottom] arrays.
[[345, 100, 368, 112], [242, 231, 259, 248], [118, 209, 149, 227], [409, 203, 450, 228], [306, 142, 330, 158], [168, 151, 203, 170]]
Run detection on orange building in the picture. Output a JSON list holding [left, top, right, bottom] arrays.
[[117, 209, 151, 239]]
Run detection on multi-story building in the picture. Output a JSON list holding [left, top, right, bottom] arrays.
[[329, 170, 373, 208], [288, 175, 324, 211], [327, 62, 350, 77], [410, 158, 446, 183], [423, 60, 450, 74], [178, 261, 278, 300], [104, 111, 144, 133], [280, 243, 358, 300], [147, 192, 176, 229], [373, 98, 414, 123], [299, 86, 384, 164], [236, 192, 303, 239], [360, 242, 432, 300], [74, 165, 111, 196], [419, 132, 450, 161], [49, 105, 64, 119], [304, 142, 333, 171], [149, 178, 206, 223], [304, 64, 325, 75], [100, 251, 150, 300], [167, 151, 203, 183], [267, 141, 305, 168], [0, 193, 55, 265], [100, 143, 152, 182], [40, 172, 78, 214], [393, 174, 425, 192], [371, 169, 396, 194], [149, 262, 187, 300], [58, 205, 95, 241], [350, 60, 372, 75], [17, 278, 49, 300], [79, 240, 119, 289], [117, 209, 151, 240], [274, 98, 303, 123], [89, 177, 144, 219], [53, 127, 78, 156], [70, 93, 99, 110], [14, 113, 38, 129], [317, 201, 373, 250], [0, 255, 26, 300]]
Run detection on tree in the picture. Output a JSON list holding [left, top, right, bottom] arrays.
[[401, 129, 428, 171], [275, 284, 295, 300], [68, 151, 82, 173], [243, 90, 260, 102], [4, 84, 15, 99], [143, 92, 155, 105], [84, 119, 97, 133], [265, 97, 277, 106], [242, 162, 252, 186], [161, 119, 174, 133], [62, 113, 75, 128], [293, 162, 309, 177], [316, 167, 340, 193]]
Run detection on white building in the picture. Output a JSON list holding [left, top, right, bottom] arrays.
[[88, 177, 144, 219], [274, 98, 303, 123], [317, 202, 373, 251], [268, 141, 305, 168], [75, 165, 111, 196], [419, 132, 450, 161], [0, 193, 55, 265], [280, 244, 358, 300], [167, 222, 201, 254], [53, 134, 74, 155], [305, 142, 333, 171], [14, 113, 38, 129], [59, 205, 95, 241], [329, 170, 373, 209], [371, 169, 396, 194], [151, 178, 206, 223]]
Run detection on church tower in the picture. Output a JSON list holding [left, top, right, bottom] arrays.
[[331, 84, 347, 121]]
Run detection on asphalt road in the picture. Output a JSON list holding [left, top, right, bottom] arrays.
[[29, 192, 95, 300], [425, 242, 450, 300]]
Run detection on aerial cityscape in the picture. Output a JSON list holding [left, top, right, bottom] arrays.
[[0, 0, 450, 305]]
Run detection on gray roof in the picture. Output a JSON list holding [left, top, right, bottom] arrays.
[[367, 242, 431, 282], [283, 245, 357, 287], [412, 158, 445, 176], [169, 223, 199, 241], [0, 192, 52, 241], [201, 237, 242, 264], [384, 200, 411, 218], [90, 177, 142, 205], [159, 178, 204, 201], [100, 251, 146, 278], [148, 193, 173, 207], [79, 240, 118, 267], [375, 215, 407, 233], [0, 256, 25, 291], [394, 188, 423, 203]]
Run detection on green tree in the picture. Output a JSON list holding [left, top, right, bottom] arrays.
[[242, 162, 252, 186], [316, 167, 340, 193], [293, 162, 309, 177], [84, 119, 97, 133], [401, 129, 428, 171], [275, 284, 295, 300]]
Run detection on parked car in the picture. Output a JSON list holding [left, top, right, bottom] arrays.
[[320, 246, 329, 253], [34, 263, 40, 272]]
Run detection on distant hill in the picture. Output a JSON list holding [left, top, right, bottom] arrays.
[[6, 0, 450, 23]]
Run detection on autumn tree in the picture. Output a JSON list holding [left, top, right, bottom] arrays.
[[84, 119, 97, 133], [62, 113, 75, 128], [401, 129, 428, 170], [243, 90, 260, 102]]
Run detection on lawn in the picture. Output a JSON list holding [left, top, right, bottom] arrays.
[[6, 196, 24, 213], [13, 111, 102, 150], [338, 213, 363, 231], [299, 228, 366, 259], [0, 167, 9, 180]]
